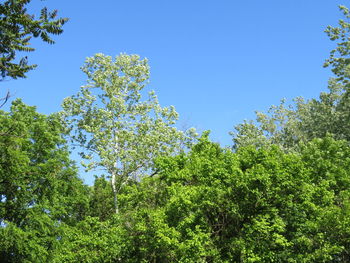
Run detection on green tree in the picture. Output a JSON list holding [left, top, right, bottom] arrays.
[[0, 0, 68, 80], [116, 134, 350, 262], [0, 99, 89, 262], [62, 53, 195, 214], [231, 79, 349, 151]]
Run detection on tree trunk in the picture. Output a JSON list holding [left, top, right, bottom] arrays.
[[111, 172, 118, 214]]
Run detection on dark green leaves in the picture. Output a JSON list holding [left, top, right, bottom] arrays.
[[0, 0, 68, 79]]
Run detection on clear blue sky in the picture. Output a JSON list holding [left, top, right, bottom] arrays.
[[2, 1, 345, 145]]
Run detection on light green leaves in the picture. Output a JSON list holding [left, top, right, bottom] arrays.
[[116, 135, 350, 261], [0, 100, 89, 262], [62, 53, 194, 213]]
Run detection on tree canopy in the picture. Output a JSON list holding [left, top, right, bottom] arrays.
[[0, 100, 89, 262], [62, 53, 195, 213]]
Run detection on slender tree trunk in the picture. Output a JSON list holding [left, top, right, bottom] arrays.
[[112, 134, 119, 214], [111, 172, 118, 214]]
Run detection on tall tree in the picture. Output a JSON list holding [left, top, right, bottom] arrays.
[[0, 99, 89, 262], [0, 0, 68, 80], [62, 53, 194, 213]]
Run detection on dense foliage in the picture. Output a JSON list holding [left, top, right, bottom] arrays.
[[11, 133, 349, 262], [0, 100, 89, 262], [111, 134, 350, 262]]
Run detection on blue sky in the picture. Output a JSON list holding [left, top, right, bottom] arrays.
[[2, 1, 345, 148]]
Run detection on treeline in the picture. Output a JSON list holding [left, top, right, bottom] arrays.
[[1, 2, 350, 262]]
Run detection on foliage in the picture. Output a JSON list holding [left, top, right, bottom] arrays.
[[0, 100, 89, 262], [62, 53, 195, 213], [232, 80, 350, 152], [0, 0, 68, 80], [52, 216, 130, 263], [88, 176, 115, 221], [113, 134, 350, 262]]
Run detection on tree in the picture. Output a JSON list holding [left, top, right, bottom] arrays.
[[0, 99, 89, 262], [0, 0, 68, 80], [231, 5, 350, 151], [62, 53, 194, 214], [115, 134, 350, 262]]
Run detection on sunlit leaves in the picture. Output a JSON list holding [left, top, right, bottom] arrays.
[[116, 135, 350, 261], [0, 100, 89, 261], [62, 53, 194, 213]]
